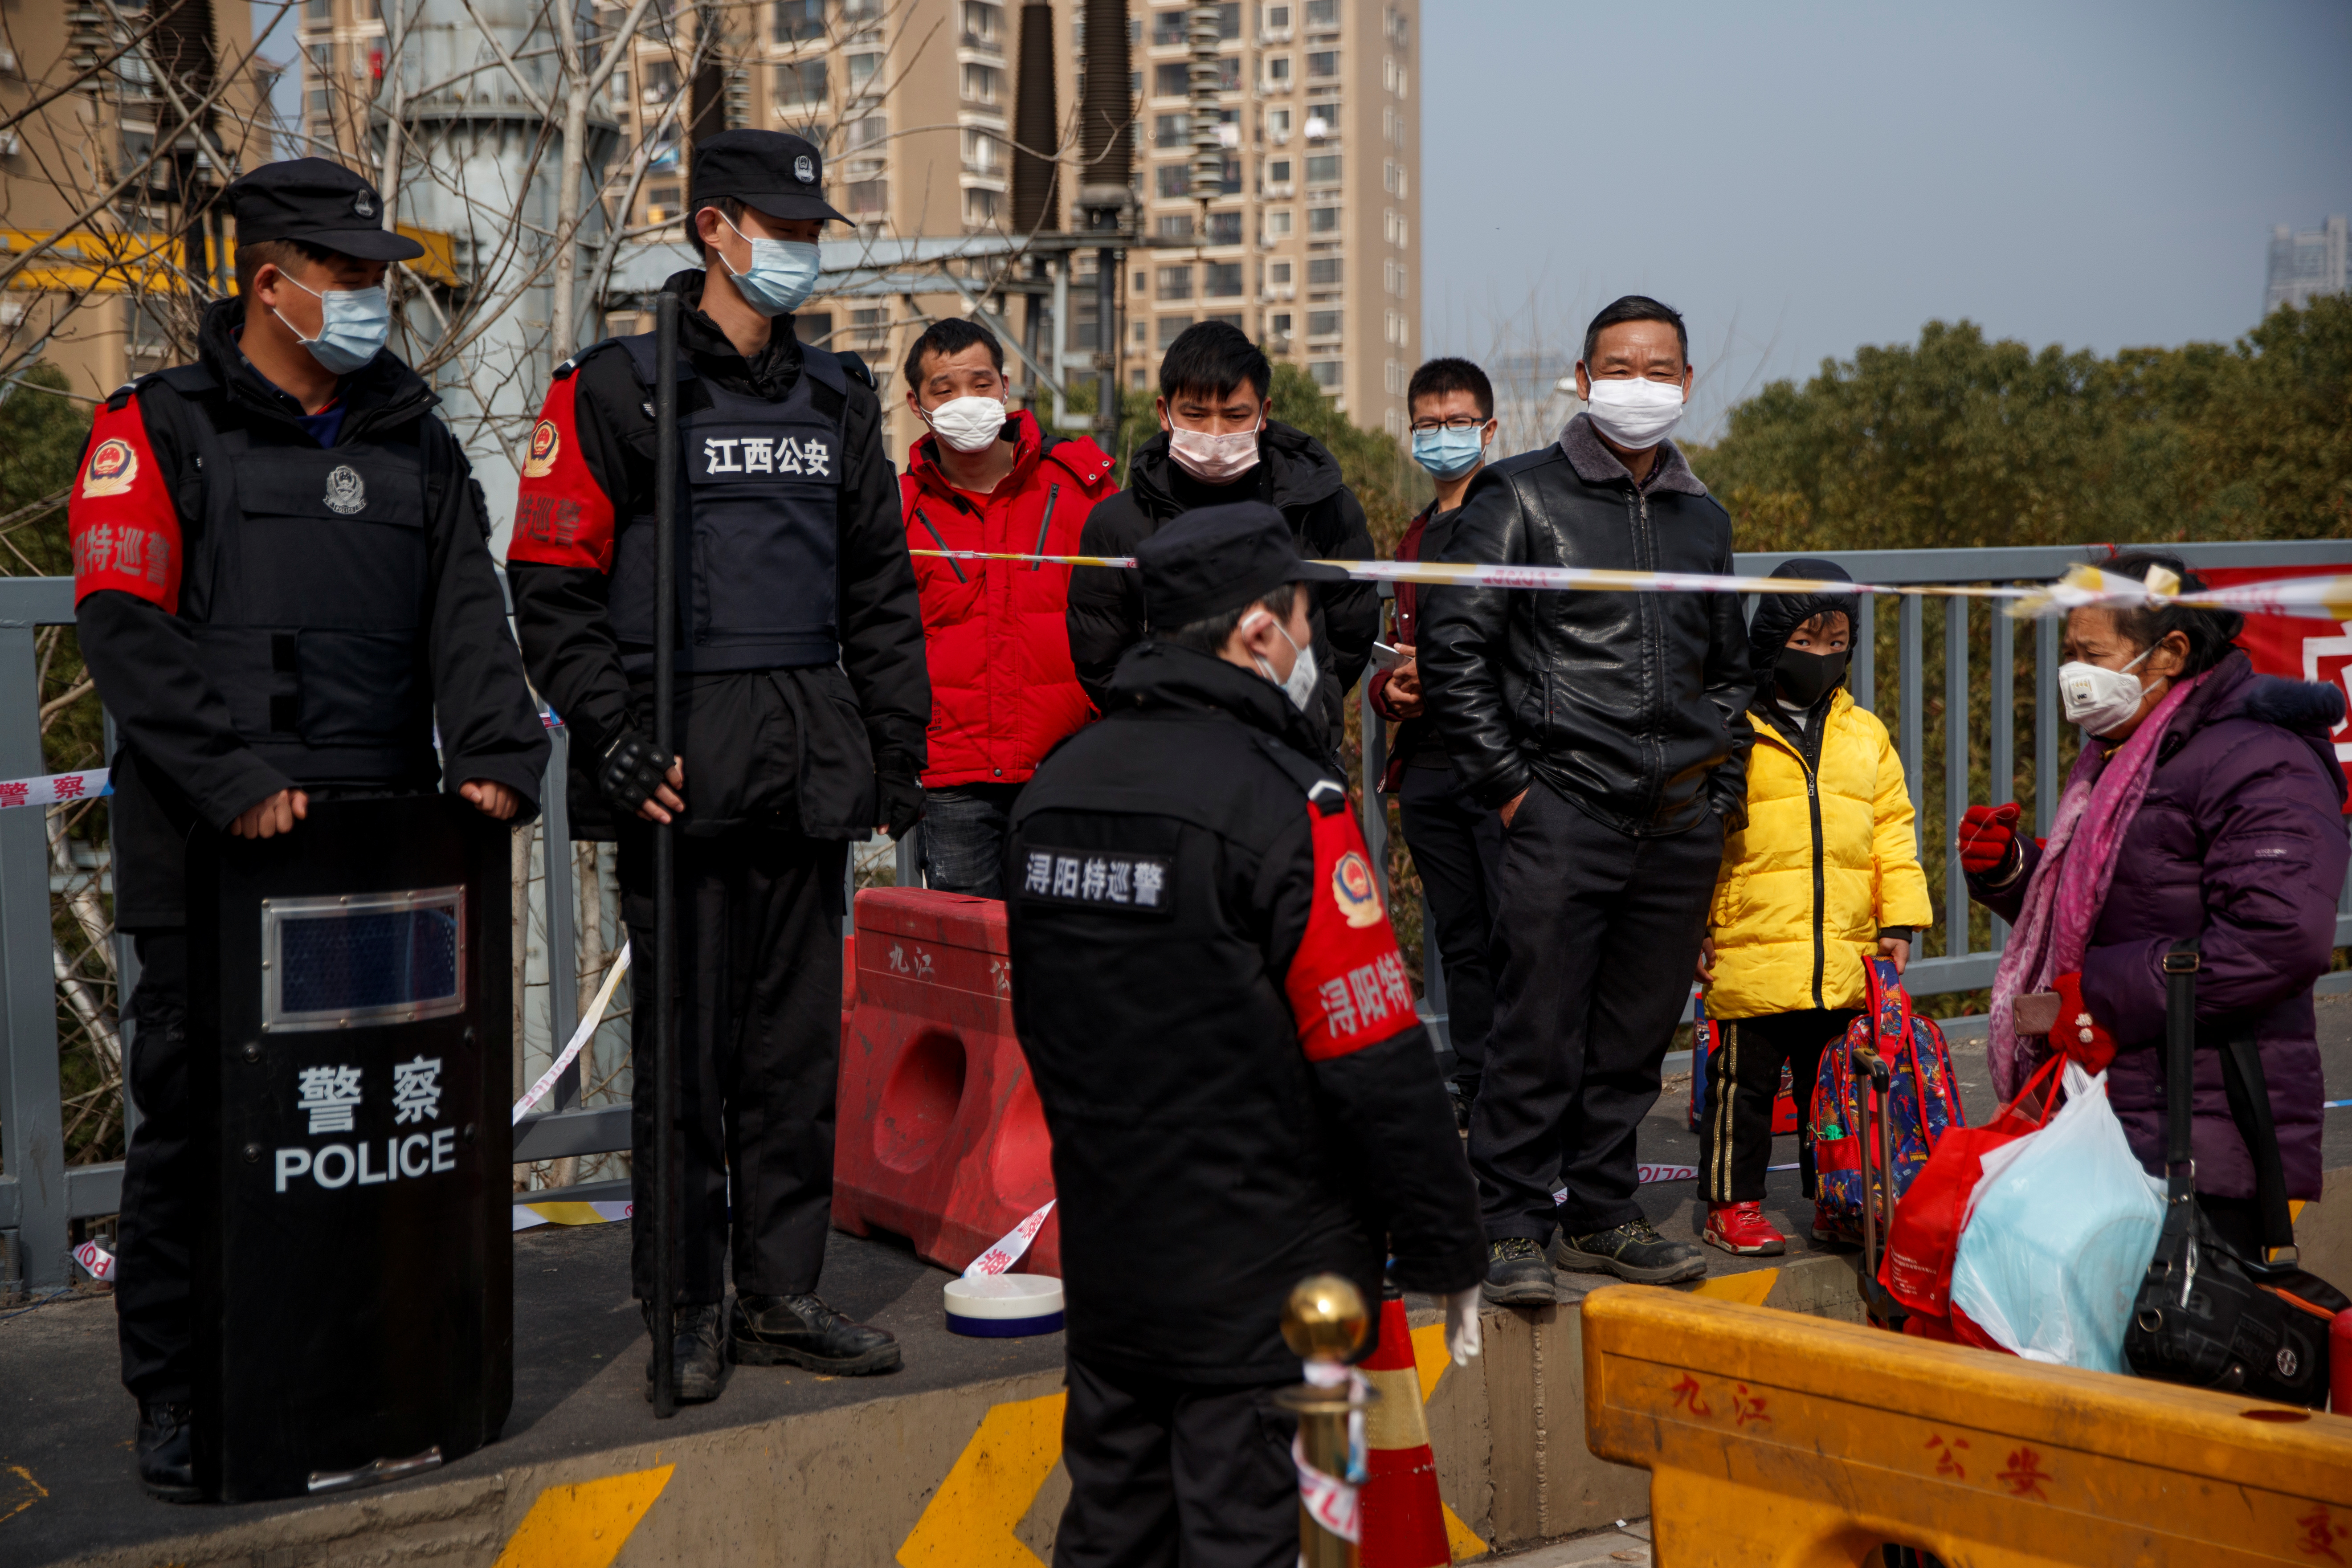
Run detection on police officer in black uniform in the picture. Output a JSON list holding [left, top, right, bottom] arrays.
[[507, 131, 927, 1402], [68, 158, 550, 1499], [1006, 504, 1483, 1566]]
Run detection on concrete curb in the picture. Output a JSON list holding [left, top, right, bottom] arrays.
[[50, 1181, 2350, 1566]]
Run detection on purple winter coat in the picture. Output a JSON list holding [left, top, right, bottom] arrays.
[[1973, 651, 2349, 1199]]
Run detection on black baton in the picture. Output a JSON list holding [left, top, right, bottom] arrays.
[[650, 289, 681, 1418]]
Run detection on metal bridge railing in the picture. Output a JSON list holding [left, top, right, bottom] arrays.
[[6, 538, 2350, 1289], [1360, 538, 2352, 1048]]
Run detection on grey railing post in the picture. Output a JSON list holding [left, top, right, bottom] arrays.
[[1944, 596, 1969, 953], [895, 826, 923, 888], [541, 724, 580, 1111], [2034, 614, 2060, 840], [1852, 592, 1875, 712], [1899, 595, 1923, 856], [1989, 601, 2014, 951], [0, 623, 65, 1290]]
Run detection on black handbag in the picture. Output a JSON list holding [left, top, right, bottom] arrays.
[[2123, 941, 2347, 1406]]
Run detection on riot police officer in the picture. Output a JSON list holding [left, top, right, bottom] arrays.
[[1006, 503, 1483, 1565], [69, 158, 550, 1499], [508, 131, 927, 1403]]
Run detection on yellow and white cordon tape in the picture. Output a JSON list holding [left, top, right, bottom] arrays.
[[912, 551, 2352, 621]]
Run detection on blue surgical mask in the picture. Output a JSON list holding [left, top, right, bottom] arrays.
[[274, 274, 389, 375], [1413, 425, 1488, 478], [718, 215, 820, 317]]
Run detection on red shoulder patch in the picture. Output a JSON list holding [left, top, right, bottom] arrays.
[[70, 394, 181, 612], [1285, 802, 1417, 1060], [508, 373, 617, 571]]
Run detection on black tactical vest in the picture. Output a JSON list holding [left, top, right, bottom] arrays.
[[606, 334, 850, 674], [147, 363, 436, 785]]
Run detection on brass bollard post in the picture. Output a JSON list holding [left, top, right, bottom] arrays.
[[1277, 1273, 1377, 1568]]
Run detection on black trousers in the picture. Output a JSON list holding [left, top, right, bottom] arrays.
[[1469, 780, 1723, 1239], [619, 823, 849, 1304], [1396, 762, 1503, 1092], [920, 781, 1024, 898], [115, 931, 191, 1405], [1054, 1356, 1299, 1568], [1694, 1008, 1856, 1206]]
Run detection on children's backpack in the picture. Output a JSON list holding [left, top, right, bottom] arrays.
[[1686, 991, 1800, 1137], [1810, 959, 1968, 1244]]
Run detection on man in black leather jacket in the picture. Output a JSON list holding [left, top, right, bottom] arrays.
[[1421, 296, 1751, 1300]]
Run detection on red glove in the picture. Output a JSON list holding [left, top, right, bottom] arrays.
[[1958, 803, 2022, 880], [2051, 971, 2116, 1073]]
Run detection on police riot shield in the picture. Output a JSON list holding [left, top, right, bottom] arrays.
[[186, 796, 513, 1503]]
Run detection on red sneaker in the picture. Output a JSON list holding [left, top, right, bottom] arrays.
[[1812, 1203, 1857, 1246], [1702, 1201, 1787, 1257]]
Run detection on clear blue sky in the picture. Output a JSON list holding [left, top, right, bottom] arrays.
[[1419, 0, 2352, 437]]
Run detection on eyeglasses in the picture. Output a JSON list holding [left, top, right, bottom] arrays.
[[1408, 415, 1487, 433]]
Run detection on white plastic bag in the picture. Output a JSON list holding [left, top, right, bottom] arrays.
[[1948, 1062, 2165, 1374]]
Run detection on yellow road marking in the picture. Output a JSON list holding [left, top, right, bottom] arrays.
[[1, 1463, 48, 1525], [1689, 1266, 1778, 1306], [491, 1463, 673, 1568], [898, 1391, 1067, 1567]]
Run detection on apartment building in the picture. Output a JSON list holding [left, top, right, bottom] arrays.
[[2266, 215, 2348, 316], [1124, 0, 1419, 435], [288, 0, 1417, 446], [0, 2, 275, 398]]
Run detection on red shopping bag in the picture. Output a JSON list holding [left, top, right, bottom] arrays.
[[1878, 1055, 2065, 1319]]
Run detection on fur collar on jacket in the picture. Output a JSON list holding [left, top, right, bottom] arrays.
[[1558, 411, 1708, 497]]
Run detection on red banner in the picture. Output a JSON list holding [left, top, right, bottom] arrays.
[[2200, 565, 2352, 802]]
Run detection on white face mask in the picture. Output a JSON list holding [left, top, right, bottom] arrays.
[[2058, 645, 2156, 737], [1166, 415, 1264, 483], [1243, 608, 1319, 713], [1581, 376, 1686, 450], [921, 394, 1009, 454]]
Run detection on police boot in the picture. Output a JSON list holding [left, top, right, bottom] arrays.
[[731, 1293, 903, 1376], [136, 1400, 200, 1503], [641, 1302, 731, 1404]]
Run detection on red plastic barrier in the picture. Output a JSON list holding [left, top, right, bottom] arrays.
[[831, 888, 1058, 1276]]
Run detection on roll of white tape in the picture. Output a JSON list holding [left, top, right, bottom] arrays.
[[943, 1274, 1064, 1339]]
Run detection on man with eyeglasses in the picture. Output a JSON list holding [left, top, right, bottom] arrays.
[[1371, 358, 1503, 1131]]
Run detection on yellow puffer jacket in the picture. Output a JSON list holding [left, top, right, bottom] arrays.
[[1707, 689, 1934, 1018]]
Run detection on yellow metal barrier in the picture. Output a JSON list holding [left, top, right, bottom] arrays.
[[1582, 1286, 2352, 1567]]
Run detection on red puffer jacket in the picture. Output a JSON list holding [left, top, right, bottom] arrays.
[[900, 409, 1115, 787]]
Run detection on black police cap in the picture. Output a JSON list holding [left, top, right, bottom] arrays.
[[1136, 502, 1351, 630], [227, 158, 425, 262], [690, 130, 849, 225]]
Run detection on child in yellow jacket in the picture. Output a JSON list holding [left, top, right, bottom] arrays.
[[1694, 559, 1933, 1256]]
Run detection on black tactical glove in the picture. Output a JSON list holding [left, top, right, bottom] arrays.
[[877, 750, 925, 840], [597, 728, 674, 818]]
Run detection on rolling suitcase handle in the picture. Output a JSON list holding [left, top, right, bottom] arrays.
[[1850, 1040, 1907, 1329]]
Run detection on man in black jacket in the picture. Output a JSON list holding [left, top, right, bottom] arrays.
[[1422, 296, 1751, 1300], [508, 131, 927, 1401], [1010, 503, 1482, 1568], [1064, 322, 1378, 751], [69, 159, 549, 1497]]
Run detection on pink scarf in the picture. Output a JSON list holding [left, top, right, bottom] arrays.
[[1988, 671, 2209, 1098]]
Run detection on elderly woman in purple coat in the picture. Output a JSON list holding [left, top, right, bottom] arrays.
[[1957, 551, 2350, 1262]]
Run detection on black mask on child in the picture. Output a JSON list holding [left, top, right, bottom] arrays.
[[1775, 648, 1848, 708]]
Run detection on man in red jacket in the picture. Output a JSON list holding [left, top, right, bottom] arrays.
[[899, 319, 1114, 894]]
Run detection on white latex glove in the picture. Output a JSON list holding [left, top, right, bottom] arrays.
[[1444, 1286, 1482, 1364]]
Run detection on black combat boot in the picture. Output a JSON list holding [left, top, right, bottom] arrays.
[[136, 1400, 200, 1502], [1481, 1236, 1556, 1307], [641, 1301, 731, 1404], [731, 1293, 902, 1375]]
